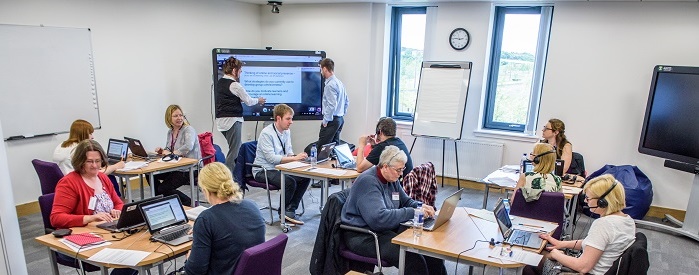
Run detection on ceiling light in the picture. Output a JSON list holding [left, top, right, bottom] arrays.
[[267, 1, 282, 14]]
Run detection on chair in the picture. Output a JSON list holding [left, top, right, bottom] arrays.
[[509, 189, 566, 239], [213, 143, 225, 163], [604, 232, 649, 275], [233, 234, 288, 275], [339, 224, 390, 273], [38, 194, 100, 273], [233, 141, 303, 225], [32, 159, 64, 195]]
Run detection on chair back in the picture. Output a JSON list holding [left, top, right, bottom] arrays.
[[32, 159, 64, 195], [605, 232, 649, 275], [213, 144, 225, 163], [198, 132, 216, 166], [233, 141, 258, 191], [402, 162, 437, 207], [510, 189, 566, 239], [38, 193, 55, 233], [233, 234, 288, 275]]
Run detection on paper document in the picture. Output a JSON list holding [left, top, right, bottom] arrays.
[[59, 239, 111, 252], [483, 169, 519, 187], [488, 247, 543, 266], [562, 186, 582, 194], [277, 161, 310, 169], [501, 165, 521, 173], [118, 161, 148, 171], [186, 205, 209, 220], [487, 177, 517, 187], [304, 167, 347, 176], [467, 208, 497, 223], [88, 248, 150, 266], [512, 217, 558, 233]]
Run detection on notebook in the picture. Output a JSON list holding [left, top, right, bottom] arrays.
[[493, 199, 544, 249], [402, 188, 464, 231], [522, 159, 565, 177], [96, 195, 163, 232], [64, 233, 105, 247], [124, 136, 159, 160], [333, 143, 356, 169], [139, 195, 191, 246], [106, 139, 129, 165], [303, 142, 335, 164]]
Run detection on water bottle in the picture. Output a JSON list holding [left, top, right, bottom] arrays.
[[310, 143, 317, 168], [413, 202, 424, 238], [503, 198, 512, 219]]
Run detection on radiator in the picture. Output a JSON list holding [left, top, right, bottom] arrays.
[[404, 137, 504, 181]]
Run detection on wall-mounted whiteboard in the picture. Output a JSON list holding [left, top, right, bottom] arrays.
[[0, 24, 100, 141], [411, 62, 472, 140]]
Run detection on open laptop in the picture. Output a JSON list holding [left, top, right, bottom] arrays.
[[124, 136, 159, 160], [522, 159, 565, 177], [106, 139, 129, 165], [333, 143, 356, 169], [303, 142, 335, 164], [96, 195, 162, 232], [139, 195, 192, 246], [402, 188, 464, 231], [493, 199, 544, 249]]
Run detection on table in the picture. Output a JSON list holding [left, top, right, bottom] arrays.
[[391, 207, 555, 275], [112, 157, 199, 206], [275, 160, 359, 232], [35, 222, 192, 275]]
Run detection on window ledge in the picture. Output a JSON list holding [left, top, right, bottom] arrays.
[[473, 129, 540, 143]]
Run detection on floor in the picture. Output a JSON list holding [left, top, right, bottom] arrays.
[[20, 181, 699, 274]]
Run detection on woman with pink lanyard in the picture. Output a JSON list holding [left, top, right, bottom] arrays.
[[153, 104, 201, 206]]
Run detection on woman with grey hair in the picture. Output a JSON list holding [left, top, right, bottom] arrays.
[[341, 146, 446, 274]]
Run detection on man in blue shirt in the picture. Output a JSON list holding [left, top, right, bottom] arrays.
[[317, 58, 349, 148], [252, 104, 310, 225]]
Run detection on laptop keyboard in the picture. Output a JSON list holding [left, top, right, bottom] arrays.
[[97, 221, 117, 230], [423, 216, 436, 229], [153, 224, 191, 242]]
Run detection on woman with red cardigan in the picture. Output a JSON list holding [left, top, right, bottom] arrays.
[[51, 139, 124, 228]]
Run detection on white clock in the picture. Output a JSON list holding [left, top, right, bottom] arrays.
[[449, 28, 470, 51]]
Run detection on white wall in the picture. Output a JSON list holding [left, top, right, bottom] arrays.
[[1, 0, 262, 205], [0, 122, 27, 275]]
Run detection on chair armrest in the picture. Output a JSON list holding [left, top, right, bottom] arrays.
[[340, 224, 385, 269], [202, 155, 215, 162], [245, 163, 266, 170]]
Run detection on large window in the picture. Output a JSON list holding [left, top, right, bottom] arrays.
[[387, 7, 427, 120], [483, 6, 553, 133]]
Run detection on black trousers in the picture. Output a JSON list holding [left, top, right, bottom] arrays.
[[318, 116, 344, 146], [344, 227, 447, 275], [254, 170, 310, 213], [153, 171, 192, 206]]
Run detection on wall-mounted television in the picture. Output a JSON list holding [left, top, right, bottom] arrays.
[[638, 65, 699, 167], [212, 48, 326, 121]]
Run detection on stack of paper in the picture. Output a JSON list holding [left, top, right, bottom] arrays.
[[118, 161, 148, 171], [60, 233, 111, 252], [277, 161, 310, 169], [88, 248, 151, 266], [185, 205, 209, 220]]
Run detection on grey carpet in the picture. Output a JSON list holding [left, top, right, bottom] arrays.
[[20, 182, 699, 274]]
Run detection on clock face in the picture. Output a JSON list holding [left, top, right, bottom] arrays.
[[449, 28, 470, 50]]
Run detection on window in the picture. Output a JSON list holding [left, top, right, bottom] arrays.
[[387, 7, 427, 121], [483, 6, 553, 133]]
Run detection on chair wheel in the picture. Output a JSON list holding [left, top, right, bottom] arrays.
[[282, 227, 291, 233]]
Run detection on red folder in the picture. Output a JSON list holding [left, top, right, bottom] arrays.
[[64, 233, 105, 247]]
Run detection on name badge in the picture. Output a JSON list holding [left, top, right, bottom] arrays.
[[392, 192, 399, 201], [88, 196, 97, 210]]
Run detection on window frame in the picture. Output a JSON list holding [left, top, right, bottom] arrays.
[[482, 6, 553, 133], [387, 6, 427, 121]]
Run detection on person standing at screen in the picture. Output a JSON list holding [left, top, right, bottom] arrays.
[[317, 58, 348, 147], [216, 57, 266, 173]]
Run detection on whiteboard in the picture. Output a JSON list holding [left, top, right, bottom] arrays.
[[411, 62, 471, 140], [0, 25, 100, 141]]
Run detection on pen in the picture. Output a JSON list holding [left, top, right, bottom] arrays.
[[518, 223, 544, 228]]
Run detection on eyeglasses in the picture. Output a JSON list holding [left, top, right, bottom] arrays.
[[389, 166, 406, 173], [85, 159, 102, 165], [584, 196, 598, 202], [541, 126, 553, 132]]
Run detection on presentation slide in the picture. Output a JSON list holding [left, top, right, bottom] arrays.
[[241, 67, 302, 103]]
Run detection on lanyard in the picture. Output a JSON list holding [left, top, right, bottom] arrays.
[[169, 129, 180, 151], [272, 124, 286, 155]]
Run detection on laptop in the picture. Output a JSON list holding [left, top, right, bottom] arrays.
[[303, 142, 336, 164], [402, 188, 464, 231], [522, 159, 565, 177], [139, 195, 192, 246], [333, 143, 356, 169], [124, 136, 159, 160], [493, 199, 544, 249], [96, 195, 163, 232], [106, 139, 129, 165]]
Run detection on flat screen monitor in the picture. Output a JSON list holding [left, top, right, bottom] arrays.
[[638, 65, 699, 166], [212, 48, 326, 121]]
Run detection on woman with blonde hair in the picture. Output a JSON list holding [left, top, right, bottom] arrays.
[[524, 174, 635, 274], [185, 162, 265, 275], [514, 143, 562, 201]]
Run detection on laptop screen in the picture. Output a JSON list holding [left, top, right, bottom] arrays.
[[493, 199, 513, 237], [139, 195, 187, 233], [523, 159, 564, 177], [334, 143, 354, 164], [317, 142, 336, 160], [107, 139, 129, 160], [115, 195, 163, 229]]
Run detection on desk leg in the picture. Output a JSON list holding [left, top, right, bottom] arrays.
[[149, 173, 156, 198], [398, 246, 406, 275], [189, 166, 195, 207], [280, 172, 289, 232], [125, 177, 133, 203], [321, 178, 329, 211], [483, 183, 490, 209], [140, 174, 146, 200], [158, 263, 165, 275], [47, 249, 59, 275], [100, 266, 109, 275]]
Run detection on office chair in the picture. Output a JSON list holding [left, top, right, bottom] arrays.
[[510, 189, 566, 239], [555, 232, 649, 275], [32, 159, 64, 195], [233, 234, 288, 275]]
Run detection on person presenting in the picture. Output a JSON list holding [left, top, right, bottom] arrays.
[[540, 118, 573, 175], [341, 146, 446, 275], [153, 104, 201, 206], [53, 119, 125, 175], [356, 117, 413, 177], [252, 104, 310, 225], [514, 143, 562, 202], [317, 58, 348, 147], [524, 174, 636, 275], [215, 57, 266, 173], [185, 162, 265, 275]]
